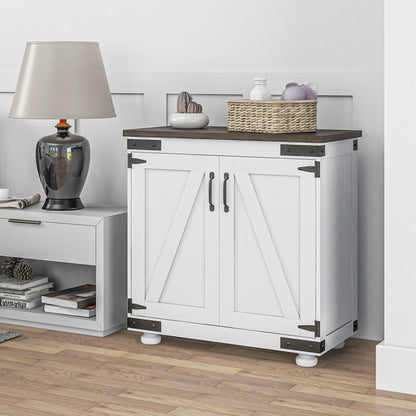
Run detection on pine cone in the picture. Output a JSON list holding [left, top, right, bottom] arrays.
[[1, 257, 22, 278], [12, 261, 34, 281]]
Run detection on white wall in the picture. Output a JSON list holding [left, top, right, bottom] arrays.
[[0, 0, 383, 340], [377, 0, 416, 395]]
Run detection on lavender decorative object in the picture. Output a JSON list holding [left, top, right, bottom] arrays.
[[281, 82, 318, 101]]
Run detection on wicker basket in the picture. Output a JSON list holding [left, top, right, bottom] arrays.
[[228, 99, 317, 134]]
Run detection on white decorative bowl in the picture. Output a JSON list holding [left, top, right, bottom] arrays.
[[169, 113, 209, 129]]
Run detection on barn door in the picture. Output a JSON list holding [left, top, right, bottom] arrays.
[[220, 156, 317, 337], [131, 153, 219, 324]]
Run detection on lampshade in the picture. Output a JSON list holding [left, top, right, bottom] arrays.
[[9, 41, 116, 119]]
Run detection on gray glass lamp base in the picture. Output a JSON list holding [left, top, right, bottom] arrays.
[[42, 198, 84, 211], [36, 120, 90, 211]]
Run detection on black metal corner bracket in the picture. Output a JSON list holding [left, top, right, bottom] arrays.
[[281, 144, 325, 157], [281, 337, 325, 354], [128, 139, 161, 151], [127, 318, 161, 332], [353, 139, 358, 151]]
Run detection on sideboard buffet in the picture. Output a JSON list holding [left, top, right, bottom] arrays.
[[124, 126, 362, 367]]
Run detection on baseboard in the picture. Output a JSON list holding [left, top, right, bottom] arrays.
[[376, 341, 416, 395]]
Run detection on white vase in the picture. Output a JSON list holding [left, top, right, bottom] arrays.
[[249, 77, 271, 101], [169, 113, 209, 129]]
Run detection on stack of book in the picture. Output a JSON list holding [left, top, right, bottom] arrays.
[[41, 284, 96, 317], [0, 275, 53, 309]]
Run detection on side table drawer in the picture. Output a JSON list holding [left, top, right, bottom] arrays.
[[0, 219, 95, 265]]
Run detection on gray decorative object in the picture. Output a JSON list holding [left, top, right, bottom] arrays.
[[169, 91, 209, 129], [0, 330, 21, 343], [177, 92, 193, 113], [187, 101, 203, 114], [35, 121, 91, 210], [281, 82, 318, 101], [176, 91, 203, 113]]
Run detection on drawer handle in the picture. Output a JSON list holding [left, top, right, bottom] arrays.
[[8, 219, 42, 225]]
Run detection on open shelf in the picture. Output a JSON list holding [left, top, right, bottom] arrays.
[[0, 305, 100, 332], [0, 258, 101, 334]]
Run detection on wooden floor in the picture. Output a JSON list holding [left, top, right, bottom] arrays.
[[0, 324, 414, 416]]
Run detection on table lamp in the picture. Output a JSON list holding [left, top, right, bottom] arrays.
[[9, 41, 116, 210]]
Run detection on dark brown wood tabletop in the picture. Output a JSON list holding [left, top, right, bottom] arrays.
[[123, 126, 362, 143]]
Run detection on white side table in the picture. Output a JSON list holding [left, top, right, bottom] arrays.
[[0, 204, 127, 337]]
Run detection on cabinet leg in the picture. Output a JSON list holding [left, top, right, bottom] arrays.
[[295, 354, 318, 367], [333, 341, 345, 350], [141, 333, 161, 345]]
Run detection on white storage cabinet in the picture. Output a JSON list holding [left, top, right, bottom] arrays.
[[0, 205, 127, 337], [125, 127, 361, 367]]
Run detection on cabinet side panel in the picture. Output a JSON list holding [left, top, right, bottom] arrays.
[[321, 153, 354, 335], [97, 215, 128, 331], [128, 161, 132, 303], [352, 150, 358, 326]]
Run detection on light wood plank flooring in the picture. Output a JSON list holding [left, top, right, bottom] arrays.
[[0, 323, 413, 416]]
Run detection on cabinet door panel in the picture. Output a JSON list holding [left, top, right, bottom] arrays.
[[220, 157, 316, 337], [131, 153, 219, 324]]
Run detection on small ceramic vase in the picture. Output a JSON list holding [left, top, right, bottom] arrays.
[[169, 113, 209, 129], [249, 77, 272, 100]]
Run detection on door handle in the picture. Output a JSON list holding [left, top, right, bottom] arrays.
[[223, 173, 229, 212], [208, 172, 215, 212]]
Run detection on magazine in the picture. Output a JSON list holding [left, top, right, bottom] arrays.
[[0, 287, 51, 301], [0, 193, 41, 210], [41, 284, 96, 309], [0, 275, 49, 290], [44, 304, 96, 317], [0, 298, 41, 309], [0, 282, 53, 296]]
